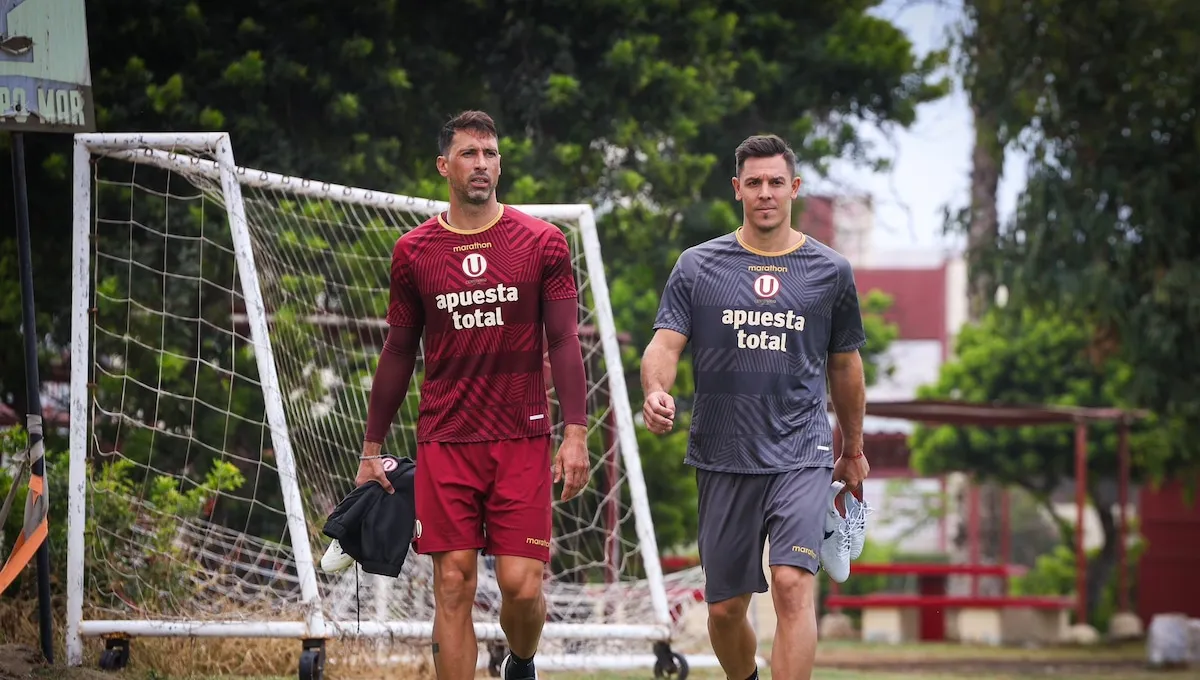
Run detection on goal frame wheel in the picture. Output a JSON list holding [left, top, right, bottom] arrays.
[[486, 642, 508, 677], [98, 636, 130, 671], [298, 638, 325, 680], [652, 641, 688, 679]]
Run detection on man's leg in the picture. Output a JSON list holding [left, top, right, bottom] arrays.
[[768, 565, 818, 680], [763, 466, 832, 680], [696, 468, 768, 680], [495, 555, 547, 658], [413, 441, 490, 680], [483, 436, 554, 678], [431, 549, 481, 679], [706, 593, 757, 679]]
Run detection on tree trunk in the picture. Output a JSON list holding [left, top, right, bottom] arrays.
[[951, 106, 1006, 593], [1086, 483, 1120, 624], [967, 105, 1002, 318]]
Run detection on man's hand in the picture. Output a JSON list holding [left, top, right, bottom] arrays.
[[553, 425, 590, 501], [833, 448, 870, 500], [642, 391, 676, 434], [355, 442, 394, 494]]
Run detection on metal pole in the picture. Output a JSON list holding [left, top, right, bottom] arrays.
[[12, 131, 55, 664], [1117, 419, 1130, 612], [1074, 420, 1088, 627]]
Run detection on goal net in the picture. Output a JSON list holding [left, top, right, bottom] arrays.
[[66, 133, 707, 672]]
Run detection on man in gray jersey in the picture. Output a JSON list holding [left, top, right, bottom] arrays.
[[640, 134, 871, 680]]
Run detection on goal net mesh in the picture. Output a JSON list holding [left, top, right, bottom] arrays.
[[75, 141, 706, 661]]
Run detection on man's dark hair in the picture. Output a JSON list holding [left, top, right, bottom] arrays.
[[734, 134, 797, 177], [439, 110, 498, 155]]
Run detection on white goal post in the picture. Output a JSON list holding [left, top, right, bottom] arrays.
[[67, 132, 709, 675]]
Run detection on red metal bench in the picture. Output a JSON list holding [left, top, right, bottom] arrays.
[[824, 593, 1073, 645], [822, 562, 1071, 644]]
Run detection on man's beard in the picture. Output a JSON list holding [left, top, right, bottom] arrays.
[[456, 177, 493, 205]]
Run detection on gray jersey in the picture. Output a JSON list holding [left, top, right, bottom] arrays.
[[653, 230, 867, 474]]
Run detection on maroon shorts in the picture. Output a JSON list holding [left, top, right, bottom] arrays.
[[413, 435, 553, 563]]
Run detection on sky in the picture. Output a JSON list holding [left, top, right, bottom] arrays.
[[807, 0, 1028, 254]]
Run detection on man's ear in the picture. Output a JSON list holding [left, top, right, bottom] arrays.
[[731, 176, 742, 201], [436, 155, 448, 178]]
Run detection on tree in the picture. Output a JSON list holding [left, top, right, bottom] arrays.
[[859, 290, 900, 387], [947, 0, 1052, 589], [952, 0, 1200, 479], [0, 0, 943, 555], [908, 304, 1185, 620]]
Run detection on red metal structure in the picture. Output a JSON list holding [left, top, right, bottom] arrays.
[[834, 399, 1144, 626]]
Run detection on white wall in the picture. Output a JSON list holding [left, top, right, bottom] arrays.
[[833, 195, 876, 267]]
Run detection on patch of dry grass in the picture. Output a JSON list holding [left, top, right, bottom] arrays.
[[0, 600, 438, 679]]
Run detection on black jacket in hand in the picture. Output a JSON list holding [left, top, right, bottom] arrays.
[[321, 454, 417, 578]]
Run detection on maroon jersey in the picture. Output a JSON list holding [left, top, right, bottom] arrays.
[[387, 205, 578, 443]]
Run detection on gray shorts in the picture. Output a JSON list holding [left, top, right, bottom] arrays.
[[696, 466, 833, 603]]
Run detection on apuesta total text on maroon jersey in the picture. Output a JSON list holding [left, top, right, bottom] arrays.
[[387, 205, 578, 443]]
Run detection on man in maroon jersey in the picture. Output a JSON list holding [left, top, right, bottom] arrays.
[[357, 110, 591, 680]]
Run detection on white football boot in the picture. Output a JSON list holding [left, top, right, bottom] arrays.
[[320, 539, 355, 573], [819, 481, 852, 583]]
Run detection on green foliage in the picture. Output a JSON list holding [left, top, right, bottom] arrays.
[[0, 0, 946, 562], [1010, 538, 1146, 631], [859, 290, 900, 387], [908, 305, 1185, 494], [957, 0, 1200, 481], [0, 428, 245, 605], [908, 305, 1175, 620], [634, 421, 698, 554]]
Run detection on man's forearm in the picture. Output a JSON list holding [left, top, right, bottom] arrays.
[[544, 299, 589, 438], [828, 353, 866, 451], [548, 342, 589, 442], [640, 341, 679, 395], [363, 326, 419, 446]]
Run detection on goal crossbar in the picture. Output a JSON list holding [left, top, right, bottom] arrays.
[[75, 133, 592, 219]]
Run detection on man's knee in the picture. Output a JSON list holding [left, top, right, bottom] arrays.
[[433, 550, 479, 610], [495, 555, 545, 606], [707, 594, 752, 629], [770, 565, 816, 617]]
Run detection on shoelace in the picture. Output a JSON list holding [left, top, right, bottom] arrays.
[[835, 498, 874, 558]]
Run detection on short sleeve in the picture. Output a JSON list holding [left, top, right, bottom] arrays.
[[540, 228, 578, 302], [828, 261, 867, 354], [653, 251, 695, 338], [386, 237, 424, 328]]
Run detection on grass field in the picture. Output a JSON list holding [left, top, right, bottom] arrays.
[[4, 639, 1191, 680]]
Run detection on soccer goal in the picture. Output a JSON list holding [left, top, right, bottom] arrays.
[[66, 133, 706, 678]]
